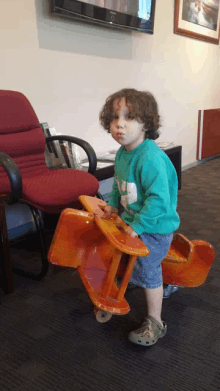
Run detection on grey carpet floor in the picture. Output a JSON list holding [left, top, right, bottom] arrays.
[[1, 157, 220, 391]]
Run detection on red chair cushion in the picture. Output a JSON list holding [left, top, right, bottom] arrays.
[[0, 90, 99, 212], [0, 90, 40, 134], [22, 169, 99, 213]]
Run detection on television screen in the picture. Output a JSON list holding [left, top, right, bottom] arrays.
[[52, 0, 156, 34]]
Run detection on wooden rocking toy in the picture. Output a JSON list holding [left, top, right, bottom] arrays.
[[48, 196, 215, 323]]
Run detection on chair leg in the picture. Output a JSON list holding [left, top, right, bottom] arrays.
[[96, 191, 105, 201], [0, 197, 14, 294], [31, 207, 49, 279], [13, 206, 49, 281]]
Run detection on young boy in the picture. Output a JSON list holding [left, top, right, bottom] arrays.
[[99, 88, 180, 346]]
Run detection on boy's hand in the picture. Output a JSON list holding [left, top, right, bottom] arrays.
[[124, 226, 138, 237], [103, 205, 118, 215]]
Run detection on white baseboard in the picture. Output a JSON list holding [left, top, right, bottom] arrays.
[[182, 161, 201, 171], [182, 154, 220, 171]]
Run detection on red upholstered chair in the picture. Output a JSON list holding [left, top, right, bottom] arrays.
[[0, 90, 99, 294]]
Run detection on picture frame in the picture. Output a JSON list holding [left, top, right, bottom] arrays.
[[174, 0, 220, 44]]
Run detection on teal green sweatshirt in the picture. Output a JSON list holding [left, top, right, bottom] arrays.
[[108, 139, 180, 235]]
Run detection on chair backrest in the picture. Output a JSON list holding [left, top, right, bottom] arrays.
[[0, 91, 47, 190]]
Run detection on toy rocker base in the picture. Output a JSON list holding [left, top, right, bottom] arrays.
[[48, 196, 215, 323]]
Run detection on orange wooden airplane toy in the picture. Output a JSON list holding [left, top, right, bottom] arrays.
[[48, 196, 215, 323]]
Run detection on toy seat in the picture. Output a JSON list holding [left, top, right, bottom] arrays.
[[162, 233, 215, 287], [48, 196, 215, 322]]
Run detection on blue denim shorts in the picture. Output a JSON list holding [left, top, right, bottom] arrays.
[[129, 232, 174, 289]]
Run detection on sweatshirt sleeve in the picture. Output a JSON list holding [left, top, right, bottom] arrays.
[[130, 160, 172, 235], [107, 149, 121, 208], [107, 175, 121, 208]]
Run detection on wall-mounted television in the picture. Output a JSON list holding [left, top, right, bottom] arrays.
[[51, 0, 156, 34]]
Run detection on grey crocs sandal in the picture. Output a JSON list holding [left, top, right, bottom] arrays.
[[128, 315, 167, 346]]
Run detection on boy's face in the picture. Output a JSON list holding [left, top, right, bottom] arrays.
[[110, 98, 145, 152]]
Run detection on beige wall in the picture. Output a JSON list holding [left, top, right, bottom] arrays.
[[1, 0, 220, 167]]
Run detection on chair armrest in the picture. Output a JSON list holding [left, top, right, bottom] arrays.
[[46, 135, 97, 175], [0, 152, 22, 204]]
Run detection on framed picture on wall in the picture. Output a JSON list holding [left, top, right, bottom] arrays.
[[174, 0, 220, 44]]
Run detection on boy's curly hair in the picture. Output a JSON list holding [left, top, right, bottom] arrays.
[[99, 88, 161, 140]]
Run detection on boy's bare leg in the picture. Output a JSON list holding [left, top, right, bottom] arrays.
[[143, 286, 164, 327], [128, 285, 167, 345]]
